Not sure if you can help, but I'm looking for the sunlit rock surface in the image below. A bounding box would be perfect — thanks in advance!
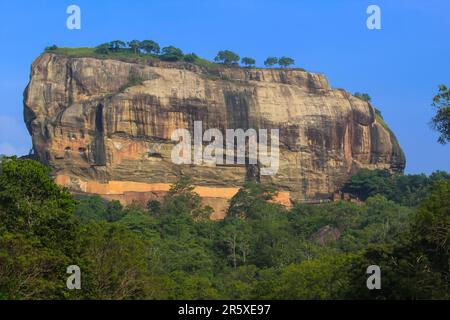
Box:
[24,53,405,218]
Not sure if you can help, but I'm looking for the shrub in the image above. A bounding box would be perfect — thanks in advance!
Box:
[183,53,199,63]
[354,92,372,102]
[45,45,58,51]
[160,46,184,61]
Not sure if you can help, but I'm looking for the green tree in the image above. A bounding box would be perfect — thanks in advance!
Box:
[140,40,160,54]
[341,196,412,251]
[127,40,142,55]
[75,195,107,224]
[273,254,355,299]
[342,169,450,206]
[431,84,450,144]
[160,46,184,61]
[227,182,301,268]
[214,50,240,66]
[228,182,278,219]
[0,158,78,299]
[105,200,124,222]
[44,45,58,51]
[95,43,110,54]
[0,232,70,299]
[290,201,362,240]
[147,199,161,214]
[241,57,256,68]
[167,271,219,299]
[345,183,450,299]
[412,181,450,288]
[264,57,278,67]
[390,174,436,206]
[162,175,212,220]
[354,92,372,102]
[109,40,126,52]
[75,196,124,223]
[344,243,445,299]
[249,204,292,268]
[278,56,295,68]
[77,222,150,299]
[0,158,78,252]
[218,265,259,299]
[342,169,394,201]
[118,207,161,242]
[183,53,199,63]
[219,217,251,268]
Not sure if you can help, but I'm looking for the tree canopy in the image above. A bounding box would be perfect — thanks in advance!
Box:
[241,57,256,67]
[431,84,450,144]
[109,40,127,52]
[140,40,160,54]
[342,168,450,206]
[160,46,184,61]
[1,157,448,299]
[214,50,240,66]
[278,57,295,67]
[354,92,372,102]
[264,57,278,67]
[127,40,142,55]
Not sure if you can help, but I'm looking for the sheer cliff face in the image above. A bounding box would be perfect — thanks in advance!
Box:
[24,53,405,216]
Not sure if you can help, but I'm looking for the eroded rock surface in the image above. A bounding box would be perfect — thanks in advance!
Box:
[24,53,405,218]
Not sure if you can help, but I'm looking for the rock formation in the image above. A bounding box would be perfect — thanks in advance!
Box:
[24,52,405,218]
[309,225,342,246]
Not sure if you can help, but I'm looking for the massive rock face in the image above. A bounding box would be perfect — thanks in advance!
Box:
[24,53,405,218]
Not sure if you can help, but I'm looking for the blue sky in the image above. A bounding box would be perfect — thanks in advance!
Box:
[0,0,449,174]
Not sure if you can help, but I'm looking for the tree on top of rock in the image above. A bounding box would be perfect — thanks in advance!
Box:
[354,92,372,103]
[278,57,295,68]
[128,40,142,55]
[214,50,240,66]
[264,57,278,67]
[141,40,160,55]
[109,40,126,52]
[159,46,184,61]
[241,57,256,68]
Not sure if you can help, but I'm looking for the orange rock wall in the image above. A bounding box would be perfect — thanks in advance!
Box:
[55,174,291,219]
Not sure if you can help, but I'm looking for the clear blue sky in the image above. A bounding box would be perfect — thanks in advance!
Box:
[0,0,449,174]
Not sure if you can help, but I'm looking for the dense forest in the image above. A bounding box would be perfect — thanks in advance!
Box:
[0,157,449,300]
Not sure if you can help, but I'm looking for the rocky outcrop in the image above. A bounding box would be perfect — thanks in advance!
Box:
[309,225,342,246]
[24,53,405,218]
